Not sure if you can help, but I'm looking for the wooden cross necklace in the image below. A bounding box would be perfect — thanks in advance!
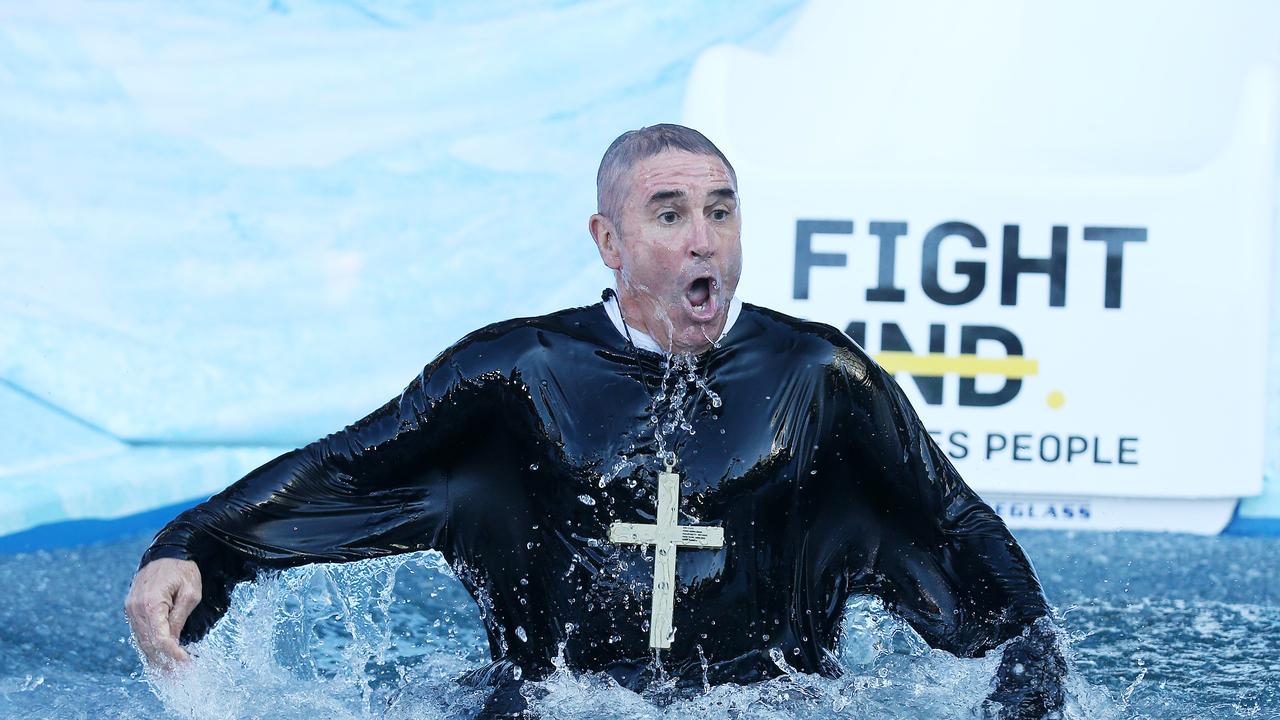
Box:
[608,453,724,649]
[604,292,727,649]
[605,311,726,649]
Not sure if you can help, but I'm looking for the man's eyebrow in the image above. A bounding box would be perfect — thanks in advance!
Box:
[647,189,686,205]
[709,188,737,201]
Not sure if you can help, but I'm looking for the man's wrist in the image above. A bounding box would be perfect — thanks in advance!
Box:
[138,544,194,570]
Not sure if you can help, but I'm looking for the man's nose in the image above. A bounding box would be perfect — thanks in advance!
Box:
[687,216,715,259]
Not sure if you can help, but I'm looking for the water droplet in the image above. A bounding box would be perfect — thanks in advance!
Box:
[578,494,596,506]
[515,626,528,642]
[529,463,539,471]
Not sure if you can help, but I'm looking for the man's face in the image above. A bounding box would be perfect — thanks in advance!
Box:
[592,150,743,353]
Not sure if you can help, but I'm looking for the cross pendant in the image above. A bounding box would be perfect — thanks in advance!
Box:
[608,458,724,649]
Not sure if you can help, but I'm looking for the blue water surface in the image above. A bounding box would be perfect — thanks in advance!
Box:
[0,529,1276,719]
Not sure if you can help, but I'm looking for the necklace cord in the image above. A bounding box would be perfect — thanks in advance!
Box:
[601,288,638,348]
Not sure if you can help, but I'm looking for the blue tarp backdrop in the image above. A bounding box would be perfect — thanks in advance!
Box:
[0,0,1276,544]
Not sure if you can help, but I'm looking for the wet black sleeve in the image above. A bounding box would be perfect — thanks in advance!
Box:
[139,363,455,642]
[832,350,1065,719]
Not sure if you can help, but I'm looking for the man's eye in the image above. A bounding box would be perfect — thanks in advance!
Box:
[710,209,730,221]
[658,211,679,224]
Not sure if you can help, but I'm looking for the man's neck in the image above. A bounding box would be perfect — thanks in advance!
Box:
[603,286,741,354]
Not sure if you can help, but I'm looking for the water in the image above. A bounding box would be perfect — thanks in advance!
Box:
[648,352,722,468]
[1,530,1277,719]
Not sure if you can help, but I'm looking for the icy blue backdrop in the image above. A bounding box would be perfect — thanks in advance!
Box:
[0,0,1276,540]
[0,1,804,538]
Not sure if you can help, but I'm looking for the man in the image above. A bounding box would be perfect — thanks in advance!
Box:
[126,124,1065,718]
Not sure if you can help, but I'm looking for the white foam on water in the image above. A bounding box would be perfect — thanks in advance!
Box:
[137,553,1132,720]
[4,529,1270,719]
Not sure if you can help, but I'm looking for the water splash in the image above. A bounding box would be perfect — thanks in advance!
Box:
[1,527,1267,719]
[599,455,640,488]
[137,555,1138,720]
[144,552,488,720]
[650,352,721,467]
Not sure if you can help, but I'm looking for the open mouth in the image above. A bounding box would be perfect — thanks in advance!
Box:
[684,276,718,319]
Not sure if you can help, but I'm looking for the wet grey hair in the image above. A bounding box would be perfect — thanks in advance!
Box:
[595,123,738,227]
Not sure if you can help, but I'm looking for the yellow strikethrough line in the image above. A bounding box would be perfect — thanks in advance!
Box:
[873,351,1039,379]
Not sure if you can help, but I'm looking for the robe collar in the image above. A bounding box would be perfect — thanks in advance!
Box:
[602,287,742,355]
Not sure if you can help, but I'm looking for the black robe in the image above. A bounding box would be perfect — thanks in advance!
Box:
[141,301,1064,717]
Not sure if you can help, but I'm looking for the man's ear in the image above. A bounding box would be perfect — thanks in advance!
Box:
[589,214,622,271]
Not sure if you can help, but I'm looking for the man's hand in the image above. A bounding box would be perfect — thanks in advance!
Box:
[124,558,202,668]
[985,620,1067,720]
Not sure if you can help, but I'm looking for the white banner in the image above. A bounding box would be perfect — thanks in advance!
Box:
[683,2,1275,511]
